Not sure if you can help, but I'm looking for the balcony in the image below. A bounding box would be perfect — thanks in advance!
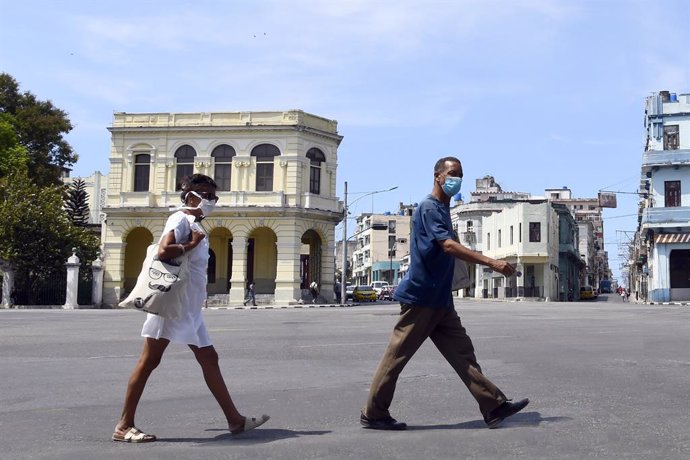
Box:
[461,231,476,244]
[641,207,690,228]
[641,149,690,172]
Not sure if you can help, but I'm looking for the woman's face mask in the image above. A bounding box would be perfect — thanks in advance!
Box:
[185,191,217,217]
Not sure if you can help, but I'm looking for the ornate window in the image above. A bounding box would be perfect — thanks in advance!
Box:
[211,144,236,191]
[175,145,196,190]
[306,148,325,194]
[133,154,150,192]
[251,144,280,191]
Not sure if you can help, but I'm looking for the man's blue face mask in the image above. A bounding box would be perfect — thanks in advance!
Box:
[442,177,462,197]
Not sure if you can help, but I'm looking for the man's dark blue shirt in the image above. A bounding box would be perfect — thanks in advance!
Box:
[393,194,455,309]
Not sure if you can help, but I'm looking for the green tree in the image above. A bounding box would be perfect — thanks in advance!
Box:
[0,113,29,177]
[0,170,99,304]
[0,73,77,187]
[64,178,90,226]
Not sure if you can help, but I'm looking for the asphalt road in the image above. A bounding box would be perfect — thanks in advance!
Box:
[1,294,689,459]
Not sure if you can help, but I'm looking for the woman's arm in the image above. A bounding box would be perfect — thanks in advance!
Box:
[158,229,205,260]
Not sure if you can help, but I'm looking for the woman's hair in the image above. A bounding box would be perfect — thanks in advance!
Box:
[179,174,217,202]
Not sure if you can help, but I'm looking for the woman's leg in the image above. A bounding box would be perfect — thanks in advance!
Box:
[189,344,245,431]
[115,338,170,434]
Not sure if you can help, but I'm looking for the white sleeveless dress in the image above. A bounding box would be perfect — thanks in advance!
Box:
[141,211,212,347]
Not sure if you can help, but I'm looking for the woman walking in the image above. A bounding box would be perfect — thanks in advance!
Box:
[112,174,269,443]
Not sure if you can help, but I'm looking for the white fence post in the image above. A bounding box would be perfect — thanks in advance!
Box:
[1,260,14,308]
[91,253,104,308]
[64,249,80,309]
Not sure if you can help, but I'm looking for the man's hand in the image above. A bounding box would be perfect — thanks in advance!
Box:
[491,260,516,277]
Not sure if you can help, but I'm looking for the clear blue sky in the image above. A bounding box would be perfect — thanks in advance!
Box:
[2,0,688,282]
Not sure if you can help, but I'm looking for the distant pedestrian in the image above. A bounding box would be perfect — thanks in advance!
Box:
[309,281,319,303]
[243,281,256,306]
[334,280,342,304]
[360,157,528,431]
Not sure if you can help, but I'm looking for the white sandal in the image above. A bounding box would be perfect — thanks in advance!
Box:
[231,414,270,434]
[111,427,157,443]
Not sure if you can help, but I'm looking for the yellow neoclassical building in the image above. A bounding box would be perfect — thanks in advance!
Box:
[101,110,343,307]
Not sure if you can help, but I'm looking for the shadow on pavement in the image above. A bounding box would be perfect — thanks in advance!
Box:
[407,412,571,430]
[158,428,331,445]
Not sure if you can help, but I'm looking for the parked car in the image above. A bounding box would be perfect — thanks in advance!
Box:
[579,285,596,300]
[378,287,393,301]
[353,285,377,302]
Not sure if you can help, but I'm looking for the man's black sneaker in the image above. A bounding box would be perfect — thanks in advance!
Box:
[484,398,529,429]
[360,413,407,430]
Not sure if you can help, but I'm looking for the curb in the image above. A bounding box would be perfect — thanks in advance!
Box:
[206,303,361,310]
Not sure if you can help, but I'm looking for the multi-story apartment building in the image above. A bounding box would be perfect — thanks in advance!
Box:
[452,176,589,300]
[545,188,611,290]
[633,91,690,302]
[351,208,411,286]
[101,110,343,306]
[451,176,531,298]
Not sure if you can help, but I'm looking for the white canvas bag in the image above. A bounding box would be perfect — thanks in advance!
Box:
[119,218,191,318]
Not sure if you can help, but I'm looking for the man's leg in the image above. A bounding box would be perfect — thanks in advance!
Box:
[429,308,507,416]
[363,305,441,419]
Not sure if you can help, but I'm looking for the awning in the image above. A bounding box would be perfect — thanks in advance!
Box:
[654,233,690,244]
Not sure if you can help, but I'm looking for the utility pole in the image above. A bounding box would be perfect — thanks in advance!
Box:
[340,181,348,304]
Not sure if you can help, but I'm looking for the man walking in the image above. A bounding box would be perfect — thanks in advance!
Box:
[360,156,529,431]
[243,281,256,307]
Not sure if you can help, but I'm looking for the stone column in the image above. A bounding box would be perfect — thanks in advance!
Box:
[321,232,336,303]
[229,235,248,304]
[91,253,105,308]
[275,233,302,304]
[64,249,80,309]
[102,242,125,308]
[516,259,525,297]
[1,260,14,308]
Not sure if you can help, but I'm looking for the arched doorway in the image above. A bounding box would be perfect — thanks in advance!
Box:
[300,229,322,289]
[247,227,277,294]
[208,227,233,295]
[123,227,153,294]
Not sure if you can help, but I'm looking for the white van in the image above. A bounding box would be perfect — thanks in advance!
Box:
[371,281,390,296]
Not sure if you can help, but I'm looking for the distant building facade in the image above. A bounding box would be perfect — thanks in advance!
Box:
[633,91,690,302]
[101,110,343,306]
[63,171,108,225]
[451,176,596,301]
[351,206,412,286]
[546,187,610,291]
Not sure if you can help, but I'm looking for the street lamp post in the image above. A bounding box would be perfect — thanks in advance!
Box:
[389,241,395,285]
[340,183,398,304]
